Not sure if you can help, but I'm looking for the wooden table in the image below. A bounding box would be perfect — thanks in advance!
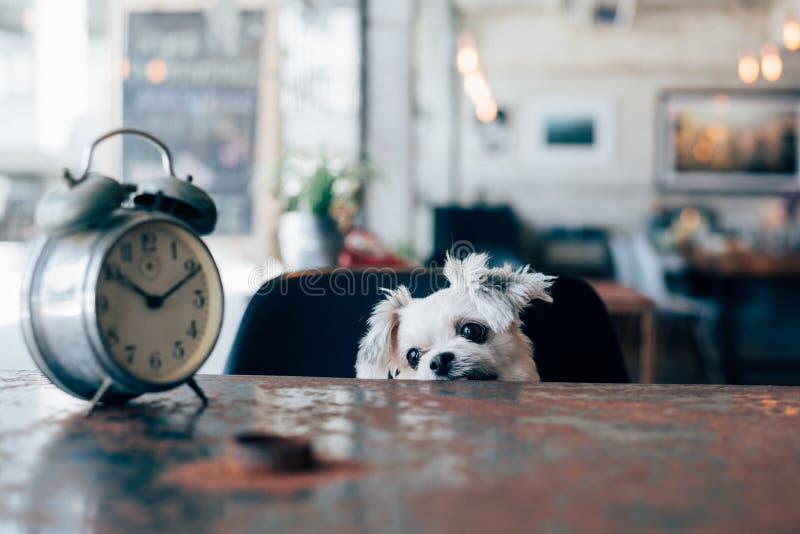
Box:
[688,248,800,278]
[2,372,799,532]
[590,280,656,383]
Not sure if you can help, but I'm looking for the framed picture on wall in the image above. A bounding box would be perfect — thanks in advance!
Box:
[519,97,616,165]
[657,90,800,193]
[123,9,266,235]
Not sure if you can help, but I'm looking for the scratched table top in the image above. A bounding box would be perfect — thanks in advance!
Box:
[1,371,799,533]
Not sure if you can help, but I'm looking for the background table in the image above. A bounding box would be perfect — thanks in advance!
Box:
[590,280,655,383]
[684,251,800,385]
[1,371,799,533]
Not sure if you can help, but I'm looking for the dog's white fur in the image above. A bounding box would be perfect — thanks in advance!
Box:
[356,253,555,381]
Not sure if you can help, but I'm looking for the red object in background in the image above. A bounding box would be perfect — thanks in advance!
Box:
[337,228,408,267]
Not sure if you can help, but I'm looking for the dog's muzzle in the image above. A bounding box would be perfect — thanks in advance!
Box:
[429,352,455,377]
[429,352,499,381]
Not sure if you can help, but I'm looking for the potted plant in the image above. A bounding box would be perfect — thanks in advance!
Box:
[275,156,375,269]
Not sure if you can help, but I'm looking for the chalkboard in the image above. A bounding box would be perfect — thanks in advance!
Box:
[123,10,265,234]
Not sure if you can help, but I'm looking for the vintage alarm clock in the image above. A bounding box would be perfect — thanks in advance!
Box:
[20,128,224,409]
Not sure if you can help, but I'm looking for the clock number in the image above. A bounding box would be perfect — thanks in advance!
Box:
[141,232,157,253]
[149,352,162,370]
[173,340,186,359]
[171,241,178,260]
[106,327,119,346]
[97,295,109,314]
[103,262,122,281]
[124,344,136,364]
[120,242,133,262]
[187,320,198,339]
[184,259,197,272]
[193,289,206,309]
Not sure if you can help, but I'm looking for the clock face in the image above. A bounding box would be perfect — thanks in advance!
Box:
[94,220,223,385]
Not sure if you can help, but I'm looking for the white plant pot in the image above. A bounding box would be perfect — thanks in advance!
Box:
[278,212,342,269]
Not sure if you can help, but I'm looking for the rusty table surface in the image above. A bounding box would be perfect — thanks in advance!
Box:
[1,371,799,533]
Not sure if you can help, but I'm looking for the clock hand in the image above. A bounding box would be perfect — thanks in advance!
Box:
[114,271,162,308]
[158,265,203,302]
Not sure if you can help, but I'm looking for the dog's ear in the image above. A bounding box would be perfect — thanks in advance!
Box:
[356,285,412,378]
[444,252,555,332]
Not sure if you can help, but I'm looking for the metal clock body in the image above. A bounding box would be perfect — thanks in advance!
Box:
[21,128,223,408]
[21,210,224,403]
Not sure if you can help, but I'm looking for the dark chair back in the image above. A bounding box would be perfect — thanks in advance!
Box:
[226,269,629,383]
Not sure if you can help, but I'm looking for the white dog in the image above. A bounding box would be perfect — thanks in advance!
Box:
[356,253,555,381]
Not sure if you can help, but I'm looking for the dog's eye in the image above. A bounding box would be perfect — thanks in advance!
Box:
[406,348,420,369]
[459,322,488,343]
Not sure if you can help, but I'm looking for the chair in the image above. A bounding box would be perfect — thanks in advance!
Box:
[226,269,629,383]
[609,232,722,383]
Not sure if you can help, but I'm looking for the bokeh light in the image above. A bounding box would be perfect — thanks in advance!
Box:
[738,54,760,84]
[457,46,479,75]
[475,99,498,123]
[463,72,491,102]
[761,45,783,82]
[783,18,800,51]
[145,58,168,84]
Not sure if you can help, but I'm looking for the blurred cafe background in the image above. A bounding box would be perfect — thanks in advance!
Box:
[3,0,800,385]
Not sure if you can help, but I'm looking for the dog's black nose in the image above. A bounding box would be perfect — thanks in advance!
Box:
[430,352,454,376]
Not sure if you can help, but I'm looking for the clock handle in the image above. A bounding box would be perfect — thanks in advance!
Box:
[70,128,178,185]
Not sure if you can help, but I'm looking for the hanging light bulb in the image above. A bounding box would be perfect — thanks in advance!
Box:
[784,18,800,51]
[738,53,760,84]
[456,31,480,76]
[761,44,783,82]
[457,46,480,75]
[456,31,480,75]
[463,72,491,103]
[476,99,498,123]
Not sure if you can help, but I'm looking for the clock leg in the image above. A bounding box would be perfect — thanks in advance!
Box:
[186,377,209,406]
[86,376,114,417]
